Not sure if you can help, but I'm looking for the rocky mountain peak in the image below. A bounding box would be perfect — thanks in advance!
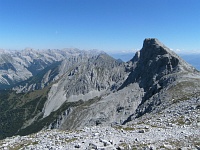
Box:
[141,38,176,60]
[120,38,197,100]
[120,38,200,119]
[143,38,164,48]
[131,38,196,73]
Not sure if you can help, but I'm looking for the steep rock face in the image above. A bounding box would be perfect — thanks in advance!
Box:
[121,38,200,119]
[43,54,126,117]
[121,38,195,91]
[122,38,197,101]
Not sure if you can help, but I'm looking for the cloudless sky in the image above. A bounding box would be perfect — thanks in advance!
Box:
[0,0,200,53]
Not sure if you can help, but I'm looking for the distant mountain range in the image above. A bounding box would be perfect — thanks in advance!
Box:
[0,48,103,90]
[0,38,200,150]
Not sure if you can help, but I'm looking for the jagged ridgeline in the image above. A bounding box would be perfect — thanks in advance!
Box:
[0,38,200,140]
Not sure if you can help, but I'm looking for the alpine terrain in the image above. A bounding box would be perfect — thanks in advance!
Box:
[0,38,200,150]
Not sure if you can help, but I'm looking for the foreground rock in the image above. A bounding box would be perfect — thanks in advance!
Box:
[1,91,200,149]
[0,125,199,150]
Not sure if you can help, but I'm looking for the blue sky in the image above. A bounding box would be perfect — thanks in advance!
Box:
[0,0,200,53]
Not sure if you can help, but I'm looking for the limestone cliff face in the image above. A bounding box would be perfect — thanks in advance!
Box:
[43,53,127,117]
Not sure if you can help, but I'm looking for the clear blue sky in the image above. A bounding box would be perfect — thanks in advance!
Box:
[0,0,200,53]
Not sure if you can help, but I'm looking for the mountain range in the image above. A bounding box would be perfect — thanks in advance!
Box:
[0,38,200,149]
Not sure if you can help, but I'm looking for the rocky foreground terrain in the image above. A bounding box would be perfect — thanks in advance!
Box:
[1,96,200,150]
[0,38,200,149]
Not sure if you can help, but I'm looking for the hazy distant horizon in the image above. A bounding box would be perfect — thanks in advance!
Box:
[1,46,200,56]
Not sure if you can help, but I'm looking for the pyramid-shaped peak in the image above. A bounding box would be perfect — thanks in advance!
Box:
[138,38,196,73]
[144,38,159,43]
[143,38,165,48]
[140,38,171,57]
